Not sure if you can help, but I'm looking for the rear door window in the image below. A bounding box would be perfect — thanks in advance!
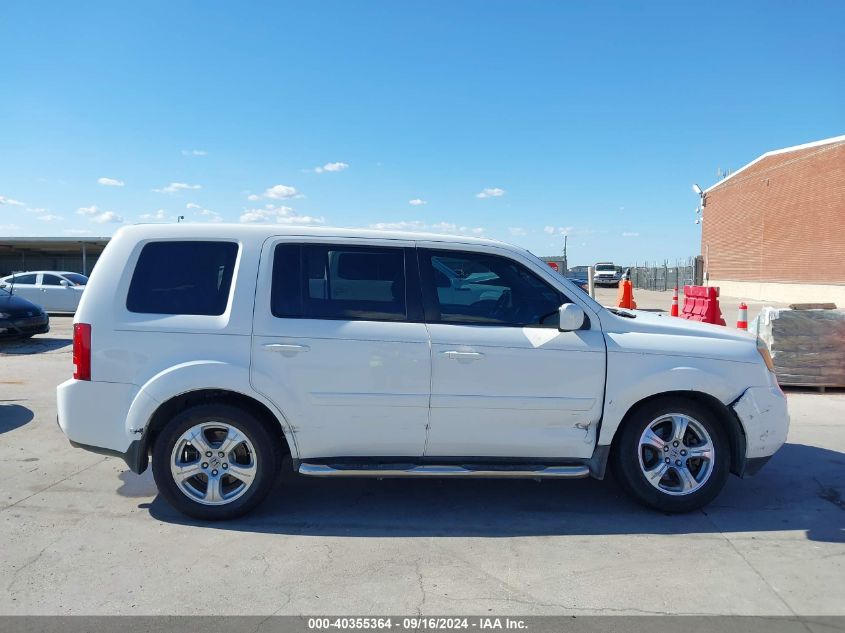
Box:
[127,241,238,315]
[271,244,408,321]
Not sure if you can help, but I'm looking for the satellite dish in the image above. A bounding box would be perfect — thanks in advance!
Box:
[692,184,703,195]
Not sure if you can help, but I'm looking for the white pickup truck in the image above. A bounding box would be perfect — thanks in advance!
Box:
[594,262,622,287]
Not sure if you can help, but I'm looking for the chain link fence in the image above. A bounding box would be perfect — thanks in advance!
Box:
[627,257,703,291]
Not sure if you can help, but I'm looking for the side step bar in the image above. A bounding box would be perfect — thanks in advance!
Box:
[298,463,590,479]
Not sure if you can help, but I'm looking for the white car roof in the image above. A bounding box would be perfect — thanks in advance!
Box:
[3,271,83,277]
[122,223,513,249]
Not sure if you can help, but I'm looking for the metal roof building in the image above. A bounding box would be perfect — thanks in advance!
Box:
[0,237,110,277]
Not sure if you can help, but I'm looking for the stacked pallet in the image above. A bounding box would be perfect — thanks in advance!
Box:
[752,307,845,387]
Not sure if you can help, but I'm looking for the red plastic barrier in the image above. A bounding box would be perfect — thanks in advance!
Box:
[680,286,726,326]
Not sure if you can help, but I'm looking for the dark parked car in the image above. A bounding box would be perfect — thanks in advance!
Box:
[0,284,49,339]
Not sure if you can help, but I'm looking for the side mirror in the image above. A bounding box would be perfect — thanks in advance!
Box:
[558,303,585,332]
[60,279,71,287]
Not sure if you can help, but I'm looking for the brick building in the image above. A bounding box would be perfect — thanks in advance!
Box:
[700,134,845,303]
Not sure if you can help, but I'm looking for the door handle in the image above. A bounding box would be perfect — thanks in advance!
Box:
[442,350,484,361]
[263,343,311,355]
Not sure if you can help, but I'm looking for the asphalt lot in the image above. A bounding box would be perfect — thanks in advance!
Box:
[1,315,843,616]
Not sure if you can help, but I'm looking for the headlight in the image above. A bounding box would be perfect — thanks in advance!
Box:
[756,337,776,373]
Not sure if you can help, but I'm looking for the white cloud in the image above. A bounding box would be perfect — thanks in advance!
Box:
[0,195,25,206]
[154,182,202,194]
[263,184,300,200]
[182,149,207,156]
[622,231,640,237]
[314,162,349,174]
[199,208,223,223]
[369,220,484,235]
[239,204,324,226]
[475,187,505,199]
[37,214,63,222]
[94,211,123,224]
[97,177,124,187]
[26,207,48,214]
[186,202,201,209]
[246,194,261,201]
[140,209,169,221]
[508,227,528,237]
[544,225,574,236]
[77,205,124,224]
[408,198,427,206]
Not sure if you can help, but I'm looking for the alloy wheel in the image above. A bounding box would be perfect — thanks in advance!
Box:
[169,422,258,506]
[637,413,714,496]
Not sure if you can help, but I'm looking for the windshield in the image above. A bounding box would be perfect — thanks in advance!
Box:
[595,264,616,272]
[62,273,88,285]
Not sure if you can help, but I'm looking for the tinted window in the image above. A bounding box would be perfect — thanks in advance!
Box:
[63,273,88,285]
[271,244,407,321]
[127,241,238,315]
[11,274,37,285]
[421,250,563,327]
[42,274,63,286]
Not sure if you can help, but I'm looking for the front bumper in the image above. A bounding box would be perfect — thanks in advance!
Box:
[732,385,790,472]
[0,314,49,338]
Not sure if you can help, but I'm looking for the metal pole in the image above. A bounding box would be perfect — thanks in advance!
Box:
[81,243,88,275]
[588,266,595,299]
[562,235,568,274]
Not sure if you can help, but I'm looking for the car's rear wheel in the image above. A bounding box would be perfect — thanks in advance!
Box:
[151,403,281,520]
[612,397,730,513]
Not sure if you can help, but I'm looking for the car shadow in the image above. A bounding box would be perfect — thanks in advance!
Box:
[141,443,844,543]
[0,337,71,355]
[0,403,35,434]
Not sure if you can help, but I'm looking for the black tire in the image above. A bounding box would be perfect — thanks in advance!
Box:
[611,397,730,513]
[151,402,282,520]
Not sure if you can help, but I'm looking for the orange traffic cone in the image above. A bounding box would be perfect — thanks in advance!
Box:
[670,286,679,317]
[737,302,748,330]
[616,280,637,309]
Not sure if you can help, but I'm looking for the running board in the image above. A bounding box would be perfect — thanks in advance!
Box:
[298,463,590,479]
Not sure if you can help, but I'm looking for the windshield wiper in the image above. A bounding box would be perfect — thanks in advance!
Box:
[607,307,637,318]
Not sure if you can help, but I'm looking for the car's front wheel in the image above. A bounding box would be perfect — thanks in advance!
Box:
[151,403,281,520]
[612,397,730,513]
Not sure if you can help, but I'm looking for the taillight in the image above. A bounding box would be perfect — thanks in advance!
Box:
[73,323,91,380]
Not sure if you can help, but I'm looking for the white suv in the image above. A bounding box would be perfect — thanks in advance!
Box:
[57,224,788,520]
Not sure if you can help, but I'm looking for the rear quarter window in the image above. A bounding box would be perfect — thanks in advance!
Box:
[126,241,239,315]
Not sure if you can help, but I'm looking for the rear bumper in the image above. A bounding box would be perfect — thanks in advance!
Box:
[57,378,139,461]
[731,385,789,475]
[68,438,145,472]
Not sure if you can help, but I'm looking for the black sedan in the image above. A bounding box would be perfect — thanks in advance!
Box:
[0,286,49,339]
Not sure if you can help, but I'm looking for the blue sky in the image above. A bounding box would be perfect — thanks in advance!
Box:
[1,1,842,265]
